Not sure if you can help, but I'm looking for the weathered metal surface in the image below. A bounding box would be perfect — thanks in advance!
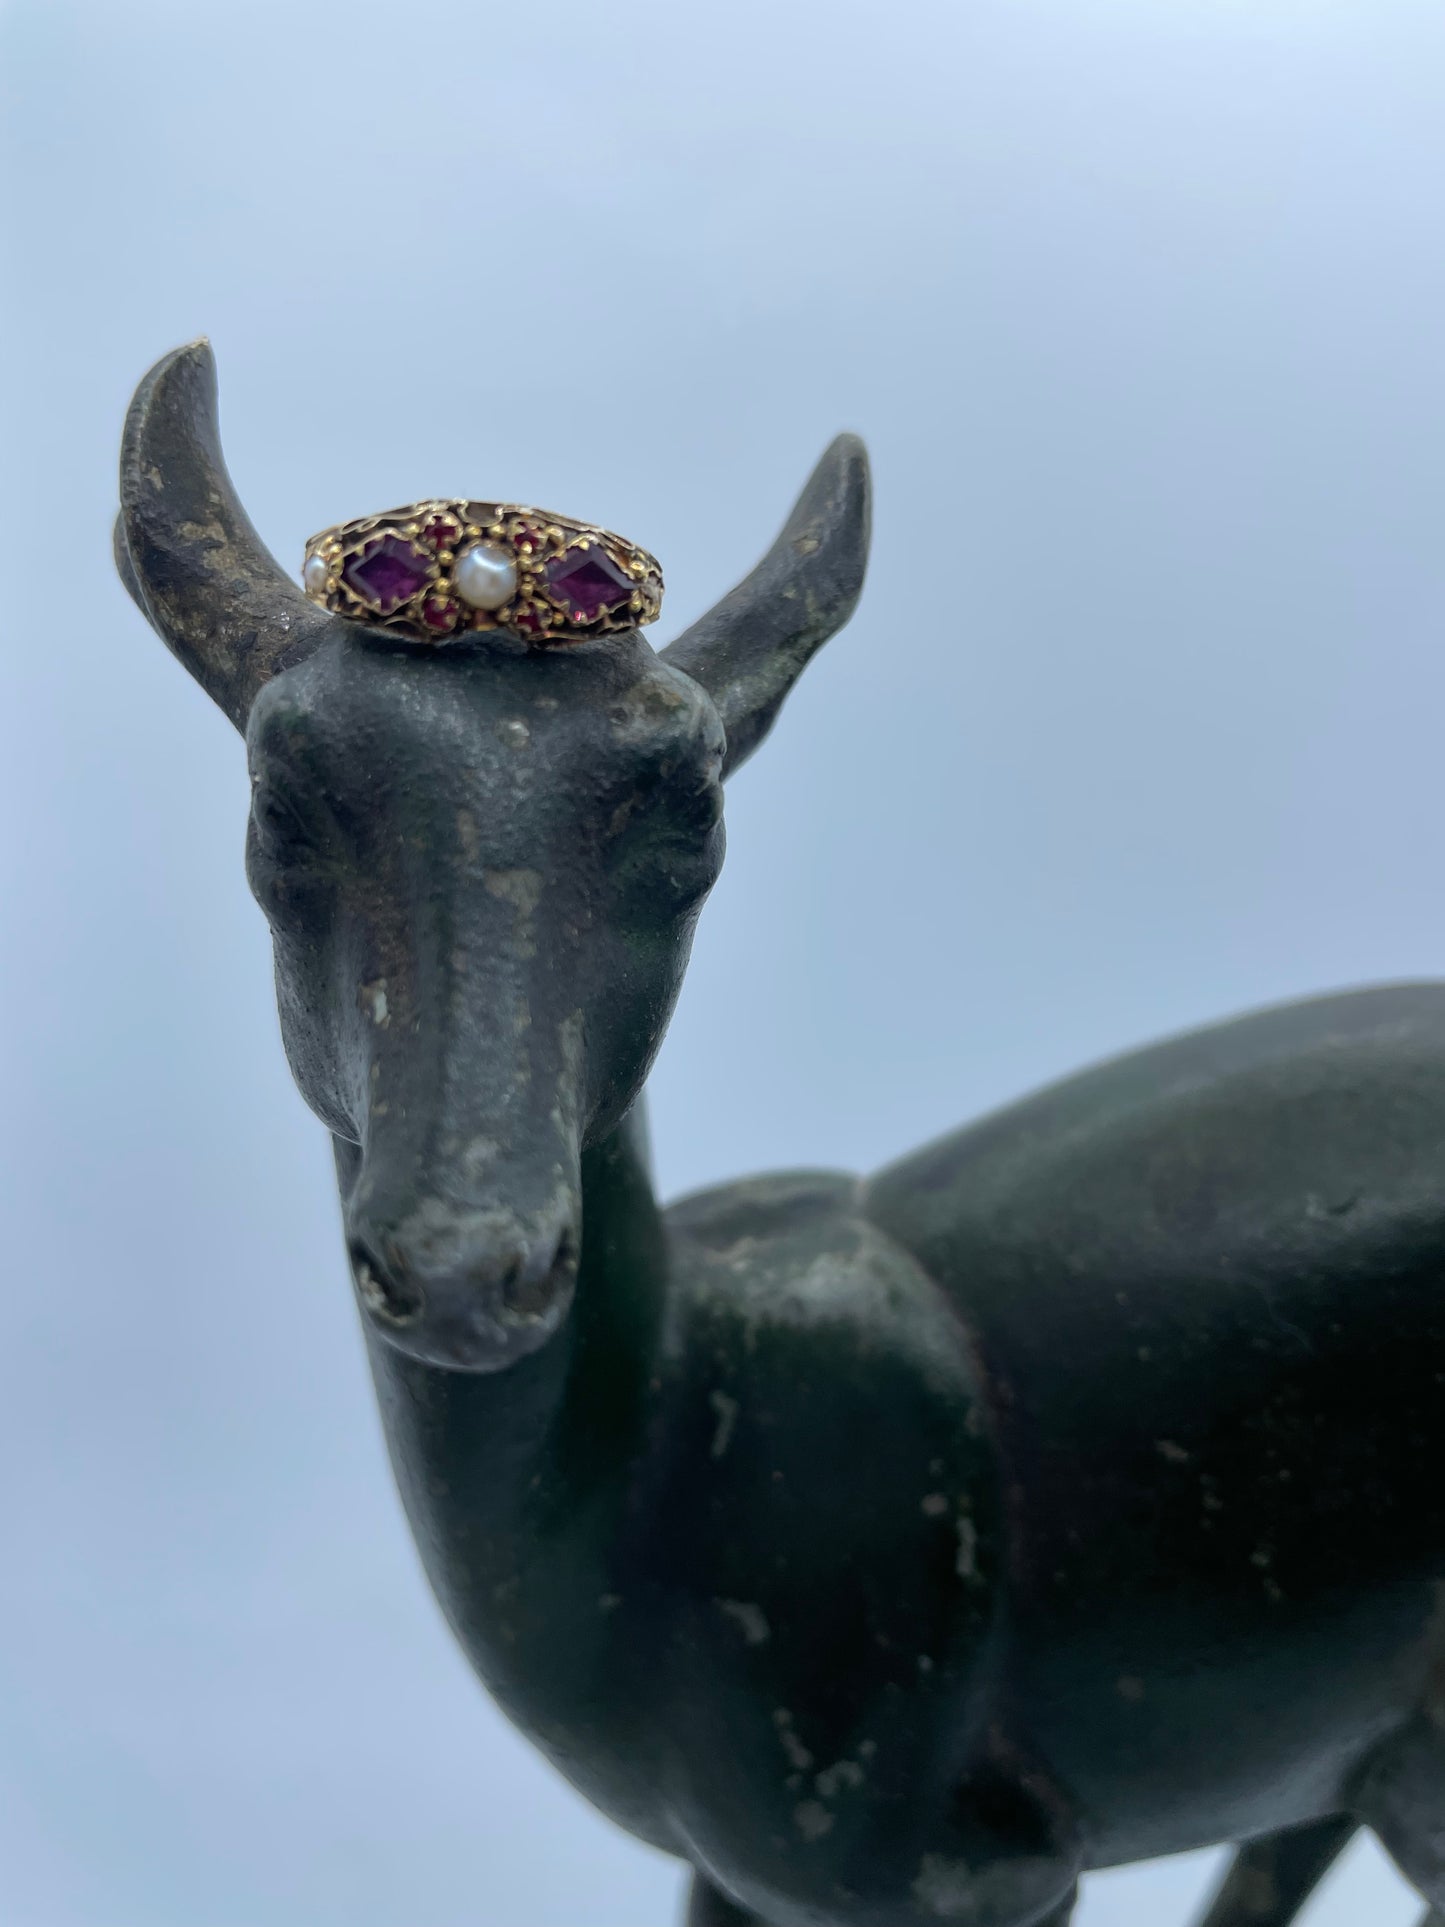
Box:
[116,341,1445,1927]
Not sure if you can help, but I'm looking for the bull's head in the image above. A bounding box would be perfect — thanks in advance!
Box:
[116,343,869,1372]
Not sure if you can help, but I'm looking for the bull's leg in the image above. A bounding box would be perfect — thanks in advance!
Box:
[1189,1815,1357,1926]
[1031,1900,1076,1925]
[1351,1711,1445,1908]
[685,1875,769,1925]
[683,1871,1078,1924]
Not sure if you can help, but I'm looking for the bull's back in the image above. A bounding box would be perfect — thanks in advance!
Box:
[865,982,1445,1863]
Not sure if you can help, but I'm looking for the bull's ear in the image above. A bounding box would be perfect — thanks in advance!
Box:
[661,434,871,778]
[116,340,332,731]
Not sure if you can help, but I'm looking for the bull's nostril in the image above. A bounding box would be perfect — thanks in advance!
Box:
[499,1249,545,1320]
[499,1227,578,1321]
[497,1251,523,1297]
[349,1237,423,1325]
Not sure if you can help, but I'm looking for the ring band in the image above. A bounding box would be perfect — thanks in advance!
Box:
[302,501,663,645]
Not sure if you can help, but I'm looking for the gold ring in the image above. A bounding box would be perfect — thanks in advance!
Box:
[302,501,663,645]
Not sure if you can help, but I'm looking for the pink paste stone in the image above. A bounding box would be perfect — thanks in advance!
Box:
[342,535,433,613]
[543,544,635,623]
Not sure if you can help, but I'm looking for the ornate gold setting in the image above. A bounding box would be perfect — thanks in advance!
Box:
[302,500,664,646]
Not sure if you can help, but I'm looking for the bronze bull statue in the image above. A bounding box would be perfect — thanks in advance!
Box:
[116,340,1445,1927]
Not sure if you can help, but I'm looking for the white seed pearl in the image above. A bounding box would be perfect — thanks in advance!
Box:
[453,541,518,611]
[303,552,330,594]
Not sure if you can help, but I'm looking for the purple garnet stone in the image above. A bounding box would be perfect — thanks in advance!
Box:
[543,543,635,623]
[342,535,433,614]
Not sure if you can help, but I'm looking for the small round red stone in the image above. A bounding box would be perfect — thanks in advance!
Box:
[421,594,461,633]
[419,513,461,553]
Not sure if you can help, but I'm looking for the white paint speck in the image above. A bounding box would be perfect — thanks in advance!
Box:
[794,1801,834,1842]
[772,1708,814,1771]
[715,1599,770,1646]
[816,1759,865,1798]
[955,1516,979,1579]
[709,1389,739,1459]
[912,1854,976,1917]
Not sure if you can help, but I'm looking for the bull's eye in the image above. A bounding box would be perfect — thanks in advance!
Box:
[606,773,725,924]
[609,822,723,923]
[244,773,336,924]
[649,833,718,910]
[249,781,319,865]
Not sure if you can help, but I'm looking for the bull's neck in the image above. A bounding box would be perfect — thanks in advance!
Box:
[338,1098,670,1653]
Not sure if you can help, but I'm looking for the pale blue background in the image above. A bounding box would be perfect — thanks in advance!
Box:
[2,1,1443,1921]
